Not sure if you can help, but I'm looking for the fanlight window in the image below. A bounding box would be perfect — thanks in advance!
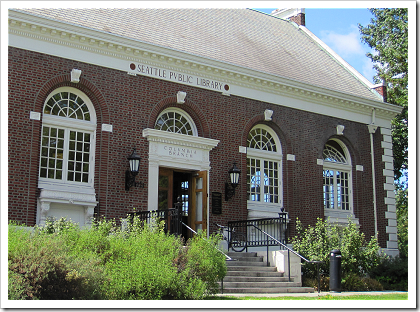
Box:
[154,110,195,136]
[247,128,277,152]
[44,91,91,121]
[323,141,347,164]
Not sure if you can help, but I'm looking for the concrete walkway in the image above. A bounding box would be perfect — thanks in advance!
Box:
[215,291,407,298]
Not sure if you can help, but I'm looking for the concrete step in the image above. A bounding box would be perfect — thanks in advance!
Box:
[223,276,293,283]
[226,265,278,271]
[226,252,258,258]
[225,271,285,277]
[226,261,267,267]
[221,251,314,294]
[221,287,315,294]
[228,256,264,262]
[222,281,302,288]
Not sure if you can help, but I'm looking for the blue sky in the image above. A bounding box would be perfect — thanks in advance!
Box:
[254,8,377,83]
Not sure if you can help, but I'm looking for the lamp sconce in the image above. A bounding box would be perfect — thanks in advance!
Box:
[125,148,145,191]
[177,91,187,104]
[225,162,241,201]
[71,68,82,83]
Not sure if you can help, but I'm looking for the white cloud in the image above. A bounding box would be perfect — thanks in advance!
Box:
[319,25,365,58]
[362,58,376,83]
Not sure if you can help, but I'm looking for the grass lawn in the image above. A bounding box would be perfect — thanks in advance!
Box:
[206,293,408,300]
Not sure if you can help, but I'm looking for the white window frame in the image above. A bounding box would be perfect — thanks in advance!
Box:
[323,139,354,221]
[154,107,198,136]
[246,125,283,216]
[38,87,97,194]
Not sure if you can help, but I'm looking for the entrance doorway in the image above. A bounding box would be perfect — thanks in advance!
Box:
[158,168,207,239]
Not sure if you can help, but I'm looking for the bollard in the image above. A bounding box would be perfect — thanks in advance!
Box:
[329,249,341,292]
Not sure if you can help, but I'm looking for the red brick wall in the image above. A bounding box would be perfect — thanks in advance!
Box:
[8,47,389,247]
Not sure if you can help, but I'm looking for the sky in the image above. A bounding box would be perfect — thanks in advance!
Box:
[254,8,377,83]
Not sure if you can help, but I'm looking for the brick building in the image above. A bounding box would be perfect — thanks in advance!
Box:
[8,8,401,256]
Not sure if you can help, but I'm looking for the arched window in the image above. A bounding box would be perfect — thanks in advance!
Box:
[154,108,197,136]
[323,139,352,212]
[38,87,96,189]
[246,125,282,210]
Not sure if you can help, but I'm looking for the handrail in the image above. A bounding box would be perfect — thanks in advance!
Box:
[251,224,323,293]
[180,222,234,295]
[180,222,234,261]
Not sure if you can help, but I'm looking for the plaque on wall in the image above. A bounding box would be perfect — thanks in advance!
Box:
[212,192,222,214]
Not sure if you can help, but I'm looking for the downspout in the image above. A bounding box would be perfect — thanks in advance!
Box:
[368,109,379,238]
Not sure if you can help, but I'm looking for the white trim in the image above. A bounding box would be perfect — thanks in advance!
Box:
[323,139,353,214]
[246,125,283,214]
[44,87,97,124]
[380,127,399,256]
[101,124,113,132]
[8,12,402,128]
[142,128,219,211]
[324,210,359,226]
[30,111,41,120]
[37,189,97,226]
[286,154,295,161]
[38,87,97,191]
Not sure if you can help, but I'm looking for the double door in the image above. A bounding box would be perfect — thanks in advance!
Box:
[158,168,207,238]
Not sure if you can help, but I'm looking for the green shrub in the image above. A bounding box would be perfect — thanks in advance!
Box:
[8,217,227,300]
[368,256,408,291]
[341,273,383,291]
[303,273,383,292]
[291,217,381,279]
[100,218,226,300]
[8,267,33,300]
[302,275,330,292]
[183,231,227,296]
[395,187,408,258]
[8,221,106,300]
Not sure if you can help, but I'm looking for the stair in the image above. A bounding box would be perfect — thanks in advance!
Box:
[220,252,314,294]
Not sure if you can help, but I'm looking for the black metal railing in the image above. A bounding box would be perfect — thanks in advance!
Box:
[227,212,287,252]
[127,203,183,236]
[251,224,323,293]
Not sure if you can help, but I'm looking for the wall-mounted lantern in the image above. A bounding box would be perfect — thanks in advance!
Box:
[125,148,145,191]
[225,162,241,201]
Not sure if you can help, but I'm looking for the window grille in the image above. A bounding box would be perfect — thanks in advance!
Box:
[323,140,351,211]
[39,88,95,186]
[155,111,194,135]
[247,126,281,205]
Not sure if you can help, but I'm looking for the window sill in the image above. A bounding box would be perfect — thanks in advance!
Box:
[247,202,285,219]
[38,180,95,195]
[324,209,359,226]
[39,188,97,206]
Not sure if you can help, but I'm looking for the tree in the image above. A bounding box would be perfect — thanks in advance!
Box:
[358,8,408,182]
[395,186,408,257]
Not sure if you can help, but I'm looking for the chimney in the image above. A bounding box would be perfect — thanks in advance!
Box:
[271,8,306,26]
[372,81,387,102]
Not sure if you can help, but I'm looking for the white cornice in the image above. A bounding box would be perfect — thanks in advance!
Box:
[8,11,402,125]
[142,129,219,151]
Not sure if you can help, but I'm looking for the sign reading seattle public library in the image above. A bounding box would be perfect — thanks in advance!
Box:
[129,63,230,92]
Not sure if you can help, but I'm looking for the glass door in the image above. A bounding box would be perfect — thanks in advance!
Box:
[191,171,207,233]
